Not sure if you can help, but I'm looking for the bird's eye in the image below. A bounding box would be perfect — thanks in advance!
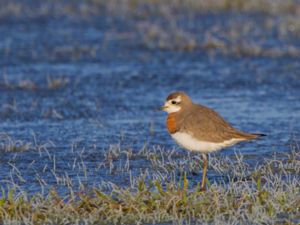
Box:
[171,100,177,105]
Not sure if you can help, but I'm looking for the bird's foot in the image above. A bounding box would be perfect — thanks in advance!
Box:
[199,186,206,192]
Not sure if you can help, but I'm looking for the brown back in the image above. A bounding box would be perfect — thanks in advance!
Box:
[169,103,258,143]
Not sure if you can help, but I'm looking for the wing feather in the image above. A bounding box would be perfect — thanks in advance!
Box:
[179,105,256,142]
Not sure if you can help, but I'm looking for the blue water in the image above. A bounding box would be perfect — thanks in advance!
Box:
[0,1,299,195]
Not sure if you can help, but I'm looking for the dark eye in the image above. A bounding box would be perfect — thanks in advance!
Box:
[171,100,177,105]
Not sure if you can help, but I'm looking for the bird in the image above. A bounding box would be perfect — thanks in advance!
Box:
[160,91,265,191]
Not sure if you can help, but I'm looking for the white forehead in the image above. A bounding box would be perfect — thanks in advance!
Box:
[167,95,182,102]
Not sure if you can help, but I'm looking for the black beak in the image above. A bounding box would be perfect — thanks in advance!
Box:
[155,106,166,112]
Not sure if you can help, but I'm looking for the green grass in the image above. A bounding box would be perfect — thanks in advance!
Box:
[0,141,299,224]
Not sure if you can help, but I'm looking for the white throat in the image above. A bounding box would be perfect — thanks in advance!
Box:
[163,96,182,113]
[165,105,181,113]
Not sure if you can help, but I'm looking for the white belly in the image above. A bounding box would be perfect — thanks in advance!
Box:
[171,132,243,153]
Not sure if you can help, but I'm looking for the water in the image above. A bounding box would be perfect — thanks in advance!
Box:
[0,1,299,195]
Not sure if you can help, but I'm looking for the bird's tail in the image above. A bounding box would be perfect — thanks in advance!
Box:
[237,132,266,140]
[252,133,266,138]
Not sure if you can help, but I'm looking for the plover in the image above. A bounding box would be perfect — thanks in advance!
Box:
[161,91,265,191]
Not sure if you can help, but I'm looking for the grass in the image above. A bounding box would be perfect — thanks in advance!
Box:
[0,75,69,91]
[2,0,300,17]
[1,1,300,57]
[1,175,298,224]
[0,133,55,153]
[0,133,31,152]
[0,139,299,224]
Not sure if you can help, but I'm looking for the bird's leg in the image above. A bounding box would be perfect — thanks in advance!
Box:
[200,153,208,192]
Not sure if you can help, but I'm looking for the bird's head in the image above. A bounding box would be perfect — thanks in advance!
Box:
[160,91,192,114]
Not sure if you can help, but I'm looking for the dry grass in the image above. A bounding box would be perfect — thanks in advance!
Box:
[2,0,300,18]
[0,133,31,152]
[92,0,300,15]
[0,75,69,91]
[1,1,300,56]
[0,133,55,153]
